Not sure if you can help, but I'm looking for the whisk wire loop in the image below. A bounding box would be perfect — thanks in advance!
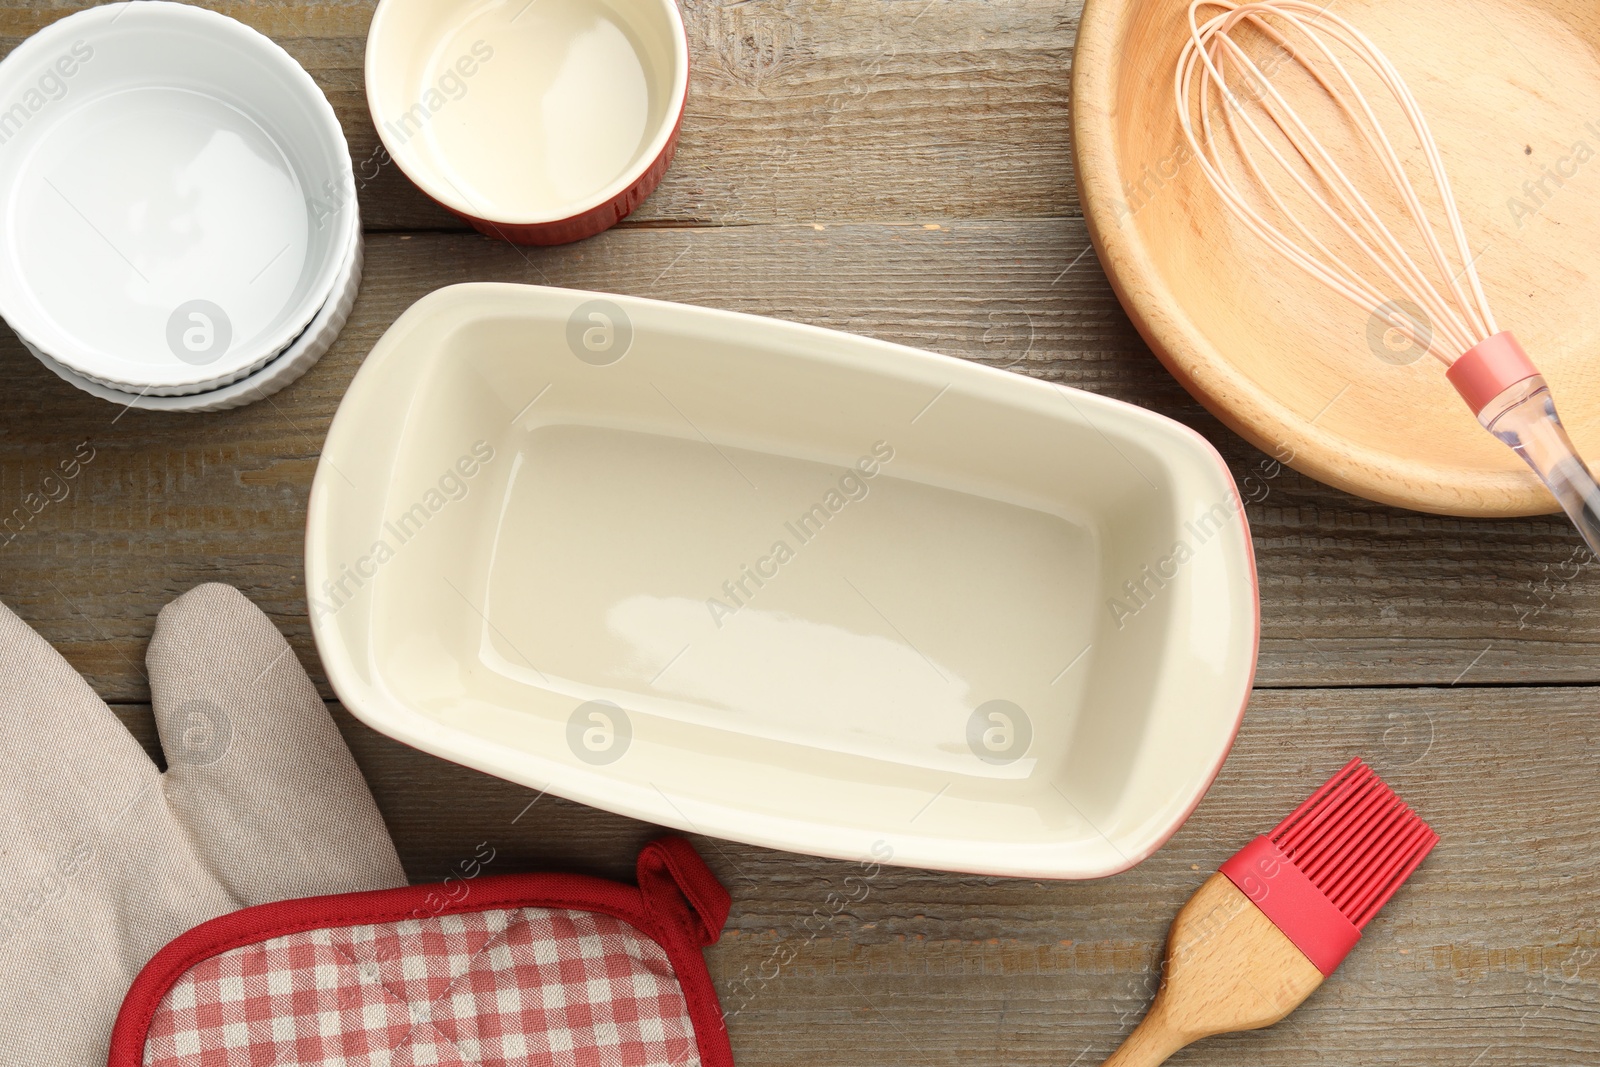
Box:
[1175,0,1499,363]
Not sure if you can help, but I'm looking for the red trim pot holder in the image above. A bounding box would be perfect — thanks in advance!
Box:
[108,837,734,1067]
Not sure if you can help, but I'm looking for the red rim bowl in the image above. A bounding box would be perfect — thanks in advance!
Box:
[366,0,689,245]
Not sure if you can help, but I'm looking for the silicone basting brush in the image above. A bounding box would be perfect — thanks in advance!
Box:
[1103,758,1439,1065]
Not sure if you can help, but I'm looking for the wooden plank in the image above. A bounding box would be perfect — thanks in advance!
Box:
[104,685,1600,1064]
[3,223,1597,698]
[0,0,1587,1058]
[0,0,1080,230]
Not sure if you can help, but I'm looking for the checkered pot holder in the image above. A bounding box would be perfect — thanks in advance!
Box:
[108,837,733,1067]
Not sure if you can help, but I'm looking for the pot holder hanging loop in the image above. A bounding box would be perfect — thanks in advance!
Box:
[637,835,731,949]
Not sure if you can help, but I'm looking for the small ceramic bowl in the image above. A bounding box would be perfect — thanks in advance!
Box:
[0,1,357,395]
[366,0,689,245]
[309,283,1260,879]
[24,237,362,413]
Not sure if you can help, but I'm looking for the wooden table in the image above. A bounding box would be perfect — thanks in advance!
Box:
[2,1,1596,1062]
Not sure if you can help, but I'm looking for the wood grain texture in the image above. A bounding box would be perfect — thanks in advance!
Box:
[2,226,1597,698]
[1,0,1081,230]
[0,0,1595,1060]
[1102,876,1326,1065]
[1073,0,1600,517]
[102,686,1600,1064]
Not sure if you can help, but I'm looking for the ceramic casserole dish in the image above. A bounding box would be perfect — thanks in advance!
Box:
[307,284,1259,878]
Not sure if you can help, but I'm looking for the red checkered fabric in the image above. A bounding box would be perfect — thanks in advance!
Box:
[141,906,701,1067]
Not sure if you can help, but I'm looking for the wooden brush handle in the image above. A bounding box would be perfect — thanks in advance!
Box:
[1101,874,1326,1067]
[1099,1010,1189,1067]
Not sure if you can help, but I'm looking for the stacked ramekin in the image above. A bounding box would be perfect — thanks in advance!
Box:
[0,2,360,411]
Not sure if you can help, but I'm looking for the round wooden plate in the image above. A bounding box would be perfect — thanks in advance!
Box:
[1072,0,1600,517]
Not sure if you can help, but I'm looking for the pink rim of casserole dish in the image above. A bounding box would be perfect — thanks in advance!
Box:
[365,0,689,246]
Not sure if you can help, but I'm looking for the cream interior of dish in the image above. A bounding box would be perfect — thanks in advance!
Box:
[480,424,1096,777]
[330,304,1253,849]
[381,0,672,218]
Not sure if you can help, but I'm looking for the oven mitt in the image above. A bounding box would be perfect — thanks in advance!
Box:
[108,836,735,1067]
[0,582,406,1067]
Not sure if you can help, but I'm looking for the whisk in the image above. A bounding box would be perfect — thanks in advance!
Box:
[1175,0,1600,553]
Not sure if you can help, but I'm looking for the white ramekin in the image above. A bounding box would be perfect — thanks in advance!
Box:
[24,235,362,413]
[0,2,357,393]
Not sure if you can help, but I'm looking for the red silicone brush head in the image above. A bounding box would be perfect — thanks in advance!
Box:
[1271,757,1440,929]
[1220,757,1438,976]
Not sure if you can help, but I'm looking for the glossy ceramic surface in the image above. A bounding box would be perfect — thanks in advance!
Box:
[308,284,1259,878]
[365,0,688,243]
[0,2,356,393]
[25,236,362,413]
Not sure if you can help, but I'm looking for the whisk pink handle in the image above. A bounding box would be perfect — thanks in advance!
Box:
[1446,333,1540,415]
[1456,334,1600,556]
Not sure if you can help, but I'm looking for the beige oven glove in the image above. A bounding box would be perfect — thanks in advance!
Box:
[0,583,406,1066]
